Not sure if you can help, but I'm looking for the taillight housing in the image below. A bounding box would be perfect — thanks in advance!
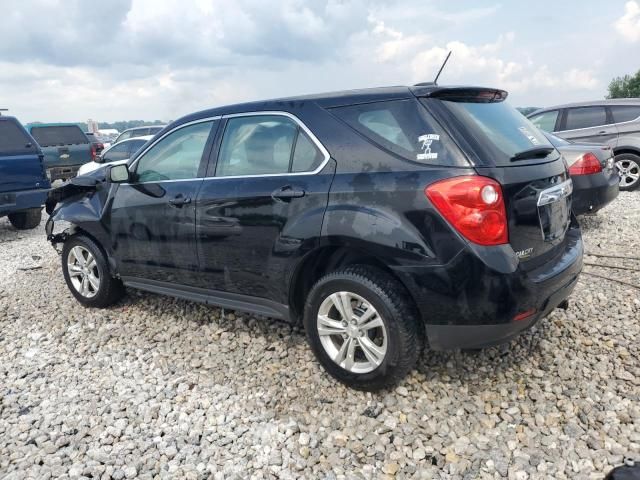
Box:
[568,153,602,176]
[425,175,508,246]
[90,144,97,161]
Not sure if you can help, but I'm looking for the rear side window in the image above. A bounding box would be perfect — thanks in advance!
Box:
[0,119,36,154]
[529,110,559,132]
[611,105,640,123]
[30,125,88,147]
[216,115,325,177]
[332,99,467,167]
[564,107,607,130]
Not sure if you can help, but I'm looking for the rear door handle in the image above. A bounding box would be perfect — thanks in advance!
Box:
[271,185,305,200]
[169,194,192,207]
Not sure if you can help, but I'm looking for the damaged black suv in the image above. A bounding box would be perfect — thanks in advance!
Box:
[46,85,583,390]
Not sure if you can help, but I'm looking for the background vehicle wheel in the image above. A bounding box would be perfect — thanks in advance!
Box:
[62,234,125,308]
[303,265,423,391]
[7,208,42,230]
[615,153,640,191]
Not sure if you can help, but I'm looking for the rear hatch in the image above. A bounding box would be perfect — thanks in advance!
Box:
[29,125,91,169]
[0,117,48,193]
[418,88,573,265]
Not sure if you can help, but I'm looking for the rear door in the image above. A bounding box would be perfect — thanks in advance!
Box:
[557,106,618,145]
[423,93,574,265]
[195,113,333,303]
[610,104,640,138]
[30,125,92,168]
[0,117,46,193]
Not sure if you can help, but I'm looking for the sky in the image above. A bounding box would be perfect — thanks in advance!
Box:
[1,0,639,124]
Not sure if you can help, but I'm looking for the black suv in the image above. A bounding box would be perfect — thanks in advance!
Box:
[46,85,583,390]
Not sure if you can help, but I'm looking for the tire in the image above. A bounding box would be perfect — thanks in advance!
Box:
[61,234,125,308]
[303,265,423,391]
[615,153,640,191]
[8,208,42,230]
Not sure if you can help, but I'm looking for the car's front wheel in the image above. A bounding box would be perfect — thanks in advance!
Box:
[62,234,125,308]
[8,208,42,230]
[303,266,422,391]
[615,153,640,191]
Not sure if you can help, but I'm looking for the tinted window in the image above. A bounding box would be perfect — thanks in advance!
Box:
[0,119,36,154]
[148,127,163,135]
[333,99,467,166]
[127,139,147,156]
[529,110,559,132]
[30,125,88,147]
[564,107,607,130]
[292,131,324,172]
[116,131,131,143]
[432,98,553,166]
[216,116,298,176]
[102,142,130,162]
[135,121,213,182]
[611,105,640,123]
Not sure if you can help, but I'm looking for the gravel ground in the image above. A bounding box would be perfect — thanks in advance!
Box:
[1,192,639,480]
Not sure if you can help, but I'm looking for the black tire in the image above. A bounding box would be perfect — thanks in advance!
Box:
[615,153,640,191]
[8,208,42,230]
[303,265,423,391]
[61,234,125,308]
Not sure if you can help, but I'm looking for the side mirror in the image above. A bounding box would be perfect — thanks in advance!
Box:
[109,164,130,183]
[95,154,103,163]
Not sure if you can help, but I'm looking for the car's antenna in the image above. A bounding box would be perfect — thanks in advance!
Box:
[433,51,452,85]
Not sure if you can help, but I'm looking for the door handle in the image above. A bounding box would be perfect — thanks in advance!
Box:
[271,185,305,200]
[169,194,192,207]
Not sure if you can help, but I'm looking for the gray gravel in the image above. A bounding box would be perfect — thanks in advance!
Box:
[1,192,639,479]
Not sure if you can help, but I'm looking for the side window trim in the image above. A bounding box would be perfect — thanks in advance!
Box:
[206,111,330,179]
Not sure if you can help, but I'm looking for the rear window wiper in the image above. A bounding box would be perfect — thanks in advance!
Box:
[510,146,554,162]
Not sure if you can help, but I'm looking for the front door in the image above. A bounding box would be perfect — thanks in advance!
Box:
[195,113,333,304]
[110,120,217,284]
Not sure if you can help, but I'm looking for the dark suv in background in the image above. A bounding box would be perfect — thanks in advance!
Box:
[528,100,640,190]
[46,85,582,390]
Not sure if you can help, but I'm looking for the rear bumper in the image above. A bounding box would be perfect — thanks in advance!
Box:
[47,165,81,182]
[0,188,49,216]
[571,170,619,215]
[391,225,583,350]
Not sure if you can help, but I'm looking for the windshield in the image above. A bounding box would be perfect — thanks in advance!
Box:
[425,98,556,166]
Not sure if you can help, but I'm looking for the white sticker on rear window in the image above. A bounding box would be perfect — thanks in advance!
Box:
[518,126,540,146]
[417,134,440,160]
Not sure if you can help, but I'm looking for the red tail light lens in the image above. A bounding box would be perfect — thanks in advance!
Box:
[90,145,97,161]
[568,153,602,176]
[425,175,508,246]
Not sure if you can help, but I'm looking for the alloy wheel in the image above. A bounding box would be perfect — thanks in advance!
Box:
[616,158,640,189]
[317,291,388,374]
[67,246,100,298]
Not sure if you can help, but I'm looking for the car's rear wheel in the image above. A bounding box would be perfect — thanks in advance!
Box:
[62,235,125,308]
[615,153,640,191]
[7,208,42,230]
[303,265,422,391]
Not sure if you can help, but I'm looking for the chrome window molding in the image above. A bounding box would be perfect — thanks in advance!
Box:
[125,111,331,184]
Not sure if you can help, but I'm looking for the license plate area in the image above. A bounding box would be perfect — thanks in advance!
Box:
[537,179,572,242]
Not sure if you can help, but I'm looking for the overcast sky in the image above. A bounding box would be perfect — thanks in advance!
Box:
[1,0,639,124]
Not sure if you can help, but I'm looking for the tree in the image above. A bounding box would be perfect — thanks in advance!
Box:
[607,69,640,98]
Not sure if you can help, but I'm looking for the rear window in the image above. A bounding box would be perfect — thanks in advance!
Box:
[0,119,37,154]
[611,105,640,123]
[331,99,468,167]
[30,125,88,147]
[428,98,555,166]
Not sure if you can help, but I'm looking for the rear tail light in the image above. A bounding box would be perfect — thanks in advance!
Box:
[90,144,97,161]
[425,175,508,246]
[568,153,602,175]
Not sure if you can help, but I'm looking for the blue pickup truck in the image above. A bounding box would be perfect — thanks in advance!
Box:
[25,123,93,181]
[0,114,50,229]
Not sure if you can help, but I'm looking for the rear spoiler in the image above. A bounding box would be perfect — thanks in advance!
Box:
[410,85,508,103]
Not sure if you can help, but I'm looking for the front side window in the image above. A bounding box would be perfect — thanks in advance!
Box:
[611,105,640,123]
[135,121,213,182]
[564,107,607,130]
[116,131,131,143]
[127,139,147,156]
[216,115,324,176]
[529,110,559,132]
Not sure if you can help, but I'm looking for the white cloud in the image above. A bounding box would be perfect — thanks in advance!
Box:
[615,1,640,42]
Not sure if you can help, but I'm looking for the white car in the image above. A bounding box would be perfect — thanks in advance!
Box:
[78,136,153,176]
